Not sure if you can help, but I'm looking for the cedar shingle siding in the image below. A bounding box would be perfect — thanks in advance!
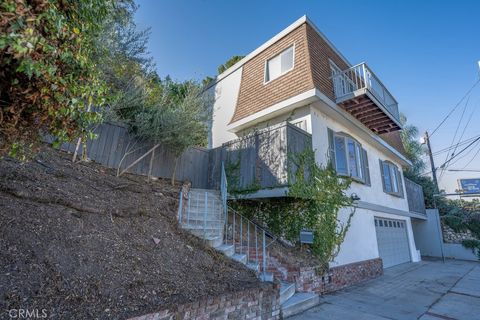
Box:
[231,24,313,123]
[306,24,349,101]
[231,22,350,123]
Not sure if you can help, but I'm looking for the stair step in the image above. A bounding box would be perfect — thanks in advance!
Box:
[259,272,274,282]
[181,220,223,226]
[280,282,296,305]
[183,215,223,221]
[204,236,223,248]
[184,210,223,216]
[232,253,247,264]
[281,292,319,318]
[216,244,234,257]
[190,188,221,193]
[181,224,223,230]
[189,190,221,198]
[185,229,223,240]
[246,261,260,272]
[185,207,223,212]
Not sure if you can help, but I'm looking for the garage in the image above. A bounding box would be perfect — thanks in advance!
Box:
[374,217,411,268]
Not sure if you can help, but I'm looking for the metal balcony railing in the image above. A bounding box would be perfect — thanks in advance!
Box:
[332,63,400,123]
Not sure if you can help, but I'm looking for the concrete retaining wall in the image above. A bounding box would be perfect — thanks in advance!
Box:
[412,209,478,261]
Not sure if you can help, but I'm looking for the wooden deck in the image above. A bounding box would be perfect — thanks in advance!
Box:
[339,92,401,134]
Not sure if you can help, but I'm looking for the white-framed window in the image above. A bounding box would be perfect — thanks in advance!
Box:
[380,160,404,197]
[264,45,294,83]
[328,129,370,184]
[291,119,307,131]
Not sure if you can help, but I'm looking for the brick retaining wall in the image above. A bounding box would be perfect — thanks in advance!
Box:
[297,258,383,294]
[267,249,383,295]
[128,283,280,320]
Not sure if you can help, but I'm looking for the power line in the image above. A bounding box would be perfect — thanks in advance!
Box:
[439,136,480,171]
[421,135,480,176]
[461,143,480,169]
[447,139,480,168]
[453,108,476,156]
[424,134,480,157]
[430,79,480,138]
[439,96,470,180]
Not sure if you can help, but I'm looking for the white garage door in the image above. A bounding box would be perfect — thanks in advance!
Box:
[374,217,411,268]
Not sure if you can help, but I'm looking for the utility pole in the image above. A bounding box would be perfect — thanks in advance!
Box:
[425,131,439,193]
[425,131,445,263]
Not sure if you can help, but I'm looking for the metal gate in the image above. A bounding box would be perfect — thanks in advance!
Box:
[374,217,411,268]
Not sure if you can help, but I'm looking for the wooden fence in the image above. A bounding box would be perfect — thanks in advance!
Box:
[208,122,312,191]
[51,122,211,188]
[50,121,313,191]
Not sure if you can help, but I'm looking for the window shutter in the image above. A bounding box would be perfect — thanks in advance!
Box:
[379,159,386,192]
[397,168,404,198]
[327,128,336,170]
[362,148,370,186]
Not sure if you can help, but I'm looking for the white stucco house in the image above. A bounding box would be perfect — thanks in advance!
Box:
[205,16,427,271]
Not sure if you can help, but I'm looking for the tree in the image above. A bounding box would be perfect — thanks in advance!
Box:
[400,114,426,176]
[217,55,244,74]
[399,114,437,208]
[128,78,210,184]
[0,0,119,159]
[96,0,155,121]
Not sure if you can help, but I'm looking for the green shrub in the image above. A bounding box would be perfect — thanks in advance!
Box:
[461,239,480,260]
[230,149,354,273]
[443,215,467,232]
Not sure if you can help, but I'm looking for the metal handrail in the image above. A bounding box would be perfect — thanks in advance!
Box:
[227,205,277,245]
[331,63,400,122]
[221,162,274,280]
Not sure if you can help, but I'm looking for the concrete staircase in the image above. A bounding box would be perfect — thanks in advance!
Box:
[179,188,224,247]
[179,188,275,279]
[279,282,319,318]
[178,187,319,317]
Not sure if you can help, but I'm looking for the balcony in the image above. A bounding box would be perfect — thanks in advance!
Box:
[208,122,312,198]
[332,63,401,134]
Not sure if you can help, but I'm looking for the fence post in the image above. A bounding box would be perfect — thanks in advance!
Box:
[177,191,183,223]
[240,216,243,255]
[262,230,266,279]
[233,212,236,247]
[204,192,208,240]
[187,193,191,226]
[247,222,250,264]
[255,225,258,264]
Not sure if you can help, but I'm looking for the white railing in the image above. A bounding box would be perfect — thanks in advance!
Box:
[220,162,228,226]
[176,164,274,281]
[331,63,400,122]
[221,162,274,281]
[226,206,275,281]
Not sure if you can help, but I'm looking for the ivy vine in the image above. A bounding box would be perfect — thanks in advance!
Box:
[230,149,355,272]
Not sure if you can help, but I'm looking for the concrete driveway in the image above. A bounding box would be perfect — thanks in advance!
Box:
[290,259,480,320]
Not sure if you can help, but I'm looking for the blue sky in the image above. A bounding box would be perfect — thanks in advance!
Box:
[134,0,480,194]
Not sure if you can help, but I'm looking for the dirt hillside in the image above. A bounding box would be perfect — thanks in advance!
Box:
[0,146,261,319]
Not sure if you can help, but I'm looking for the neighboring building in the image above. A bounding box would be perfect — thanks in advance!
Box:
[457,178,480,201]
[206,16,426,270]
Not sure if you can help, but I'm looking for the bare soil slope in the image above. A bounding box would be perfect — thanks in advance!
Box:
[0,147,260,319]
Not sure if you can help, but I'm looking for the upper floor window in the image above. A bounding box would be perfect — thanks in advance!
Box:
[328,129,370,185]
[264,45,294,83]
[291,119,307,131]
[380,160,404,197]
